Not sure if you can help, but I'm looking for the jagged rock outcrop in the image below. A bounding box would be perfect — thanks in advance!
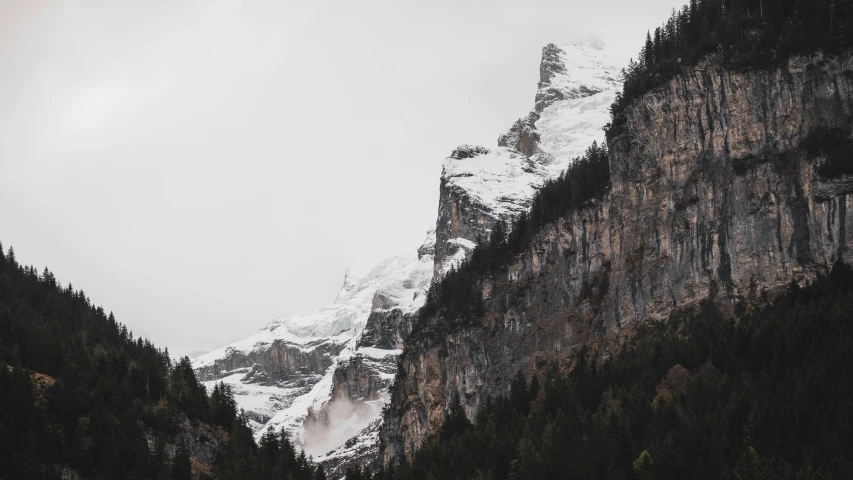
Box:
[329,354,397,402]
[195,339,342,384]
[380,50,853,466]
[535,42,609,112]
[499,42,621,173]
[498,113,542,158]
[301,349,399,478]
[357,308,418,350]
[433,146,545,276]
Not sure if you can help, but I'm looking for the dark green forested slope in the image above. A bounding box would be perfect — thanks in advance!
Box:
[0,243,323,480]
[382,264,853,480]
[607,0,853,136]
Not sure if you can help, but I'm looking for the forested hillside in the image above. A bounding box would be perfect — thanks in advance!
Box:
[384,263,853,480]
[607,0,853,134]
[0,243,323,480]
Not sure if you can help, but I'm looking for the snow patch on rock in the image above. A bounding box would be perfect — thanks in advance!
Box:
[442,146,550,219]
[534,41,622,175]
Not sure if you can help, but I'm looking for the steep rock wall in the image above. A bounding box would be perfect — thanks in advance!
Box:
[357,308,418,351]
[195,339,341,385]
[329,355,396,402]
[380,50,853,465]
[433,174,501,277]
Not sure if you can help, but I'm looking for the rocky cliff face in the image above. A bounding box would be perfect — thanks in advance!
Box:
[306,43,620,475]
[195,340,341,385]
[380,50,853,466]
[357,308,418,351]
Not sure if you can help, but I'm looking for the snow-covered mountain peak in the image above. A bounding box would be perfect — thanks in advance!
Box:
[536,41,622,109]
[440,41,621,223]
[192,228,436,468]
[331,254,414,305]
[436,41,622,277]
[336,269,369,303]
[497,40,622,178]
[433,145,549,276]
[269,255,429,339]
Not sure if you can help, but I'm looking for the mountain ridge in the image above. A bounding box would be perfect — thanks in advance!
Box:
[192,39,621,475]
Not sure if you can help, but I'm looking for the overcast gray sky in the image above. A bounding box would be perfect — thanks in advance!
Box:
[0,0,683,357]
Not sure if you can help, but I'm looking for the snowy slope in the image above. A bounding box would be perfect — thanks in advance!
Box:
[194,252,430,366]
[193,231,434,441]
[533,41,622,175]
[442,146,550,219]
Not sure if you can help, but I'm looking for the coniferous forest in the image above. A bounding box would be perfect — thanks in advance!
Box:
[0,244,322,480]
[606,0,853,136]
[385,265,853,480]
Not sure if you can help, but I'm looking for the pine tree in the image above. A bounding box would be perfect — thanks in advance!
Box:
[0,237,325,479]
[315,464,328,480]
[510,371,530,415]
[529,374,540,403]
[345,466,365,480]
[440,394,472,441]
[172,441,192,480]
[633,450,654,480]
[643,31,655,67]
[210,382,238,427]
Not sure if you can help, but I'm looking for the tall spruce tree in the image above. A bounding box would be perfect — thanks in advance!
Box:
[172,441,192,480]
